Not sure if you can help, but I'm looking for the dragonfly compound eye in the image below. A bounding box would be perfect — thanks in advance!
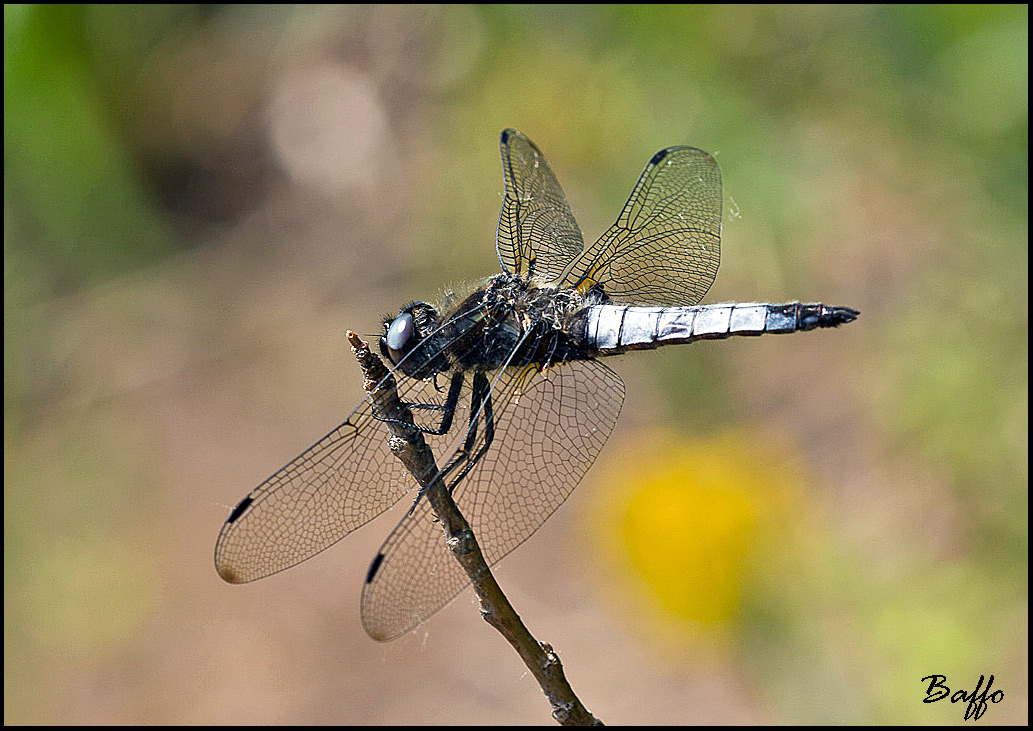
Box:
[383,311,415,364]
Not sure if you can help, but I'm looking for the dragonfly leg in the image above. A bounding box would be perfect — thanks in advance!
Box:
[407,370,493,515]
[440,370,495,493]
[409,370,464,435]
[375,370,464,436]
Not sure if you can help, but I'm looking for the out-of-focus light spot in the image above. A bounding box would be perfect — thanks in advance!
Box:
[620,452,757,625]
[267,64,390,193]
[587,429,813,642]
[368,4,485,92]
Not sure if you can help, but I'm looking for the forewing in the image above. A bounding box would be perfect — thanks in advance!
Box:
[562,146,722,306]
[496,129,585,282]
[361,359,625,641]
[214,372,458,584]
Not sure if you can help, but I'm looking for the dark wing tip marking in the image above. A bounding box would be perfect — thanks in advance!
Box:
[216,495,255,583]
[501,128,515,143]
[365,552,386,584]
[216,563,245,584]
[226,495,253,524]
[649,145,712,168]
[649,148,671,166]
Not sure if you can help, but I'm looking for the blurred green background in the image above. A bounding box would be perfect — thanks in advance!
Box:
[4,4,1026,725]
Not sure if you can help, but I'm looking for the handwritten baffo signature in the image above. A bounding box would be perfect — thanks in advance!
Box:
[921,674,1004,721]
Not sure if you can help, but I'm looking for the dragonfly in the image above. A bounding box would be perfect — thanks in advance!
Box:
[215,129,858,641]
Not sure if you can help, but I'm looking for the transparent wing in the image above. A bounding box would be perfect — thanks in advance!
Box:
[214,368,465,584]
[214,293,507,584]
[361,358,625,641]
[215,293,509,582]
[495,129,585,282]
[562,146,722,306]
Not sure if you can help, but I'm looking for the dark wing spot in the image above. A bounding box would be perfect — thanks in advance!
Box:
[649,148,671,167]
[226,495,253,524]
[365,552,386,584]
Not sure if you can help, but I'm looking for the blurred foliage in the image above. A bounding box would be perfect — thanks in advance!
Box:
[4,5,175,293]
[4,4,1027,725]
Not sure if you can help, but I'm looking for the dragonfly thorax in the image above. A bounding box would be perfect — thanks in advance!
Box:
[442,272,601,371]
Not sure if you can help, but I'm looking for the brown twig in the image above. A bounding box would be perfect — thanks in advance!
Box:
[347,330,602,726]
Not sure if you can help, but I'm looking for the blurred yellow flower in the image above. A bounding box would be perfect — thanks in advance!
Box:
[587,428,812,642]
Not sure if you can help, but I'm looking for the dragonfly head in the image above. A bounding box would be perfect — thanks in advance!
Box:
[380,302,439,368]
